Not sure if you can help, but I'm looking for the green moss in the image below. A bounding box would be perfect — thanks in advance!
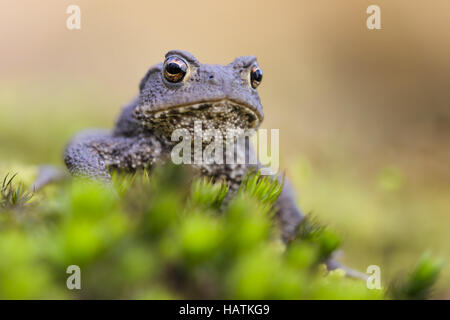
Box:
[0,165,440,299]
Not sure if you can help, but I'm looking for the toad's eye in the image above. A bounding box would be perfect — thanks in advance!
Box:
[250,65,263,89]
[163,57,188,83]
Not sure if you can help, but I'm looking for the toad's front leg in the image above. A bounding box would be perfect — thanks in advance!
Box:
[64,129,163,181]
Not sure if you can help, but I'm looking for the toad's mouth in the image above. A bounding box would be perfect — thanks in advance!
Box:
[134,99,262,134]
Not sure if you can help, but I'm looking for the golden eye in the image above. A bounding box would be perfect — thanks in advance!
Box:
[250,65,263,89]
[163,57,188,83]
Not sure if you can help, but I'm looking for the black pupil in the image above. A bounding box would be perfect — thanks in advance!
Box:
[166,62,183,74]
[251,68,262,82]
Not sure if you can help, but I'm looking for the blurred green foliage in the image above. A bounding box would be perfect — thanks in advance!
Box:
[0,164,441,299]
[1,173,33,210]
[389,252,444,300]
[291,157,448,297]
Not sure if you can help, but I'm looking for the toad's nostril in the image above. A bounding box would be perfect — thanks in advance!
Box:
[207,74,220,85]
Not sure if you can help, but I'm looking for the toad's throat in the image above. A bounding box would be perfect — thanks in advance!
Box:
[135,100,261,136]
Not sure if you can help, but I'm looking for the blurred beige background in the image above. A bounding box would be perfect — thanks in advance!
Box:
[1,0,450,295]
[1,0,449,175]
